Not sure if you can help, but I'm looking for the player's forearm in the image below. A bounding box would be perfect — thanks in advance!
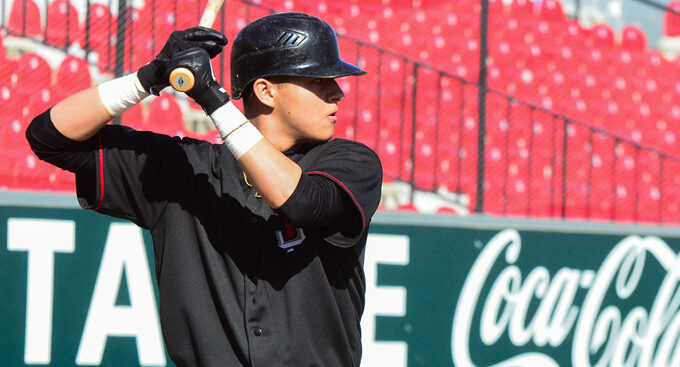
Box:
[50,86,113,142]
[237,138,302,209]
[51,73,150,141]
[202,97,300,208]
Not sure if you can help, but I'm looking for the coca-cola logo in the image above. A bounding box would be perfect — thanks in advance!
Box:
[452,229,680,367]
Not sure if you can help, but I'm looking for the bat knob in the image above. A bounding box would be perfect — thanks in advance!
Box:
[169,67,195,92]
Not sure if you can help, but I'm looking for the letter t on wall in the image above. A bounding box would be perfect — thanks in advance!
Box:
[7,219,75,365]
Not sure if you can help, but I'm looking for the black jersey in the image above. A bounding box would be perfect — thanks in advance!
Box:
[72,124,382,366]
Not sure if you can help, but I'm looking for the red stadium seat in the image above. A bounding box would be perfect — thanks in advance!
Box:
[0,83,22,123]
[1,116,29,153]
[620,25,647,51]
[137,6,176,46]
[396,203,418,213]
[16,52,53,97]
[640,50,670,80]
[637,183,662,224]
[645,126,679,158]
[46,0,82,48]
[611,160,636,223]
[352,107,380,147]
[529,141,559,218]
[176,0,203,30]
[488,39,516,70]
[147,95,186,137]
[123,7,154,71]
[82,3,116,70]
[589,134,616,216]
[510,0,535,19]
[27,85,57,117]
[560,18,589,48]
[483,143,507,211]
[539,0,566,22]
[0,0,677,221]
[436,206,458,215]
[8,0,43,37]
[435,127,470,193]
[128,5,153,44]
[663,1,680,37]
[483,177,505,215]
[588,23,616,49]
[661,159,680,224]
[55,55,92,101]
[83,3,115,45]
[588,181,616,221]
[504,176,529,216]
[8,150,75,192]
[633,150,662,223]
[0,83,25,152]
[128,34,156,72]
[121,103,146,130]
[0,57,19,87]
[377,139,400,180]
[562,179,588,219]
[0,32,6,61]
[413,141,436,190]
[0,150,24,189]
[565,124,590,166]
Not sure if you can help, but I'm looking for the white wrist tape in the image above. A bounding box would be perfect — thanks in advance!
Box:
[98,72,150,117]
[210,101,263,159]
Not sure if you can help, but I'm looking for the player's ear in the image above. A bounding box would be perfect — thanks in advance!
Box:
[252,78,277,109]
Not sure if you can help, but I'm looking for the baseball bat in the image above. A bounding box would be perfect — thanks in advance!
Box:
[169,0,226,92]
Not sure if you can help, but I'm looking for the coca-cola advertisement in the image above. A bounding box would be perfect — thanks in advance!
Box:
[366,218,680,367]
[2,202,679,366]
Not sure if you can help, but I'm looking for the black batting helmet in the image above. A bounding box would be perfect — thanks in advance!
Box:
[230,12,366,99]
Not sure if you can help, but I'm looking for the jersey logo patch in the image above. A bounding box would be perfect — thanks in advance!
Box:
[275,221,306,253]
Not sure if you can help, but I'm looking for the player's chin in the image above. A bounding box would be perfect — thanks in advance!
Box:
[308,128,334,144]
[325,125,335,141]
[317,122,335,140]
[317,132,335,143]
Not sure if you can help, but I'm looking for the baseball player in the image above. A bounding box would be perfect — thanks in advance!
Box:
[26,12,382,367]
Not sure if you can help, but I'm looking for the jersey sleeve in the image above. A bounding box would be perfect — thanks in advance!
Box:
[76,124,210,230]
[303,139,382,248]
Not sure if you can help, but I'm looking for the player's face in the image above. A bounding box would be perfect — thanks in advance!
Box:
[272,76,345,144]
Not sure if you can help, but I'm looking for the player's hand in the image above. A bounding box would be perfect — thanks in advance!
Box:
[137,27,228,95]
[167,47,230,115]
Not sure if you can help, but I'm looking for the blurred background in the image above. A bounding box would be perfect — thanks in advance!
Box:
[1,0,680,223]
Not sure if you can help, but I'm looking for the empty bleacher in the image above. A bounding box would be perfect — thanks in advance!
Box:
[2,0,680,224]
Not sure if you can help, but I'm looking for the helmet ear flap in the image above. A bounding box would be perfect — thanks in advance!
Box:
[230,12,366,100]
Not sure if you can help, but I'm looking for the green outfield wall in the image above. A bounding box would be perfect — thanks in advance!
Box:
[1,192,679,366]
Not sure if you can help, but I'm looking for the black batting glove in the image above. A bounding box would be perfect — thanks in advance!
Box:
[167,47,230,115]
[137,27,228,95]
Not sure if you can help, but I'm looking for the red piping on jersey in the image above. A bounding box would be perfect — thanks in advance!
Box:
[93,133,105,211]
[307,171,366,230]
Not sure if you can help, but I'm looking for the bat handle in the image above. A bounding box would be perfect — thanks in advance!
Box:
[168,0,225,92]
[169,67,195,92]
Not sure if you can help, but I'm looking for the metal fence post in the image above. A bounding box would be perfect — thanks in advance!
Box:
[475,0,489,213]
